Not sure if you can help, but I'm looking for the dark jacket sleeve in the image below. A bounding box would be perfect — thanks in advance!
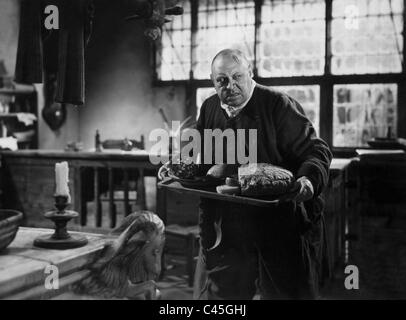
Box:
[196,100,212,173]
[274,94,332,197]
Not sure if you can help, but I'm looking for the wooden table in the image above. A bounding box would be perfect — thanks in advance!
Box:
[355,149,406,218]
[325,158,357,269]
[0,150,160,231]
[0,227,107,300]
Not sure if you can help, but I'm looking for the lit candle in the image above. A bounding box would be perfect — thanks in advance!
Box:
[55,162,71,202]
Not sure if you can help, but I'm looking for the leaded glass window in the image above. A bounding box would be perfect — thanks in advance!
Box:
[258,0,326,77]
[157,0,191,80]
[194,0,256,79]
[331,0,404,74]
[156,1,405,149]
[333,84,397,147]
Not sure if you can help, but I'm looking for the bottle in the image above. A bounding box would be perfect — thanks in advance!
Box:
[95,129,101,152]
[387,126,393,140]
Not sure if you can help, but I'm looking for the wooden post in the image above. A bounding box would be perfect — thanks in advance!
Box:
[74,166,87,226]
[108,167,116,228]
[94,167,102,227]
[156,182,167,225]
[123,169,130,216]
[137,168,146,210]
[187,232,196,287]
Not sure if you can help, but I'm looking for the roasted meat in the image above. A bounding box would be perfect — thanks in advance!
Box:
[167,161,202,179]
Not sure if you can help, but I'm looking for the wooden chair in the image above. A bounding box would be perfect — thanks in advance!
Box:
[81,135,148,229]
[164,224,200,287]
[102,136,146,209]
[101,136,145,151]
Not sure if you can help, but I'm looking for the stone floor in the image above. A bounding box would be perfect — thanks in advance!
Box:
[158,215,406,300]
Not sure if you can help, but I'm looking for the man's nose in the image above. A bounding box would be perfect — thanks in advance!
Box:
[226,78,236,90]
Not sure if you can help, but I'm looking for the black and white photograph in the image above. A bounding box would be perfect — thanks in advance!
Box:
[0,0,406,307]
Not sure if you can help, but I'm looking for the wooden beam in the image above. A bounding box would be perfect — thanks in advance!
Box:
[399,0,406,138]
[320,80,334,147]
[325,0,332,76]
[253,0,263,78]
[403,0,406,72]
[190,0,198,80]
[321,0,333,146]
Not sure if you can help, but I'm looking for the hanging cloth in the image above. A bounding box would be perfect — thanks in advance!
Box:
[14,0,95,106]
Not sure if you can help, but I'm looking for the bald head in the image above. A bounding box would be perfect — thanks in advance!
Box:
[211,49,251,72]
[210,49,254,107]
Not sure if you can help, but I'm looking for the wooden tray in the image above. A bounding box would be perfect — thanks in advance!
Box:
[158,179,281,207]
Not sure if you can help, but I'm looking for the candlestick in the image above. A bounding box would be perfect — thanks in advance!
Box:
[33,195,88,250]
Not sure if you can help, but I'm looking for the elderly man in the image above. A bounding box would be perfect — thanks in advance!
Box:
[189,49,332,300]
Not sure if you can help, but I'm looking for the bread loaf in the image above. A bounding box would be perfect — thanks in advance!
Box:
[238,163,294,196]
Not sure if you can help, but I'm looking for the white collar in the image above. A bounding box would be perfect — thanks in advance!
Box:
[220,79,256,118]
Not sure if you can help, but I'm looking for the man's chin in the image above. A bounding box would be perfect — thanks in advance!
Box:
[224,97,243,106]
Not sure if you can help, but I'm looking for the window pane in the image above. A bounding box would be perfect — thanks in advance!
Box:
[194,0,256,80]
[196,87,217,119]
[331,0,404,74]
[258,0,326,77]
[158,0,191,81]
[272,85,320,134]
[333,84,397,147]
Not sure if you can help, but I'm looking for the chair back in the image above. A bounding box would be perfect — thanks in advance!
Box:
[102,135,145,151]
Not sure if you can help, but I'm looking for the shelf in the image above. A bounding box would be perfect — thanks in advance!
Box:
[0,84,36,95]
[0,84,38,149]
[0,113,37,119]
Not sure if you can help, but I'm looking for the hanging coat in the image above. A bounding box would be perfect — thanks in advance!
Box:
[14,0,94,105]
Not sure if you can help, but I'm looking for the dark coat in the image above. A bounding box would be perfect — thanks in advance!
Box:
[195,84,333,299]
[14,0,94,105]
[197,84,331,198]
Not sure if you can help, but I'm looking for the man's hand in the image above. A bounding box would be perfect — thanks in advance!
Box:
[397,137,406,147]
[279,176,314,203]
[157,162,169,181]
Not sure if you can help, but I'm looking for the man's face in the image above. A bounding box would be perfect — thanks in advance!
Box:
[211,56,253,107]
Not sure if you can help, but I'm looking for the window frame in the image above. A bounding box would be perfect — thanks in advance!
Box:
[153,0,406,156]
